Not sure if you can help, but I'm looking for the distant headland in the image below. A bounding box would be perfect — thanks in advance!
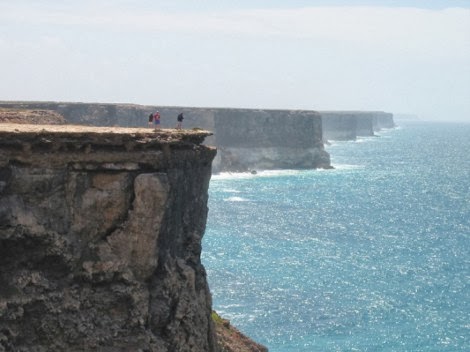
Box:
[0,101,395,173]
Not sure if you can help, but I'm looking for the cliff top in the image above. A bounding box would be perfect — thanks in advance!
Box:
[0,123,213,146]
[319,110,392,115]
[0,100,321,115]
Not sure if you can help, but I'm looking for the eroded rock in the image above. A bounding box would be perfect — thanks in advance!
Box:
[0,124,218,351]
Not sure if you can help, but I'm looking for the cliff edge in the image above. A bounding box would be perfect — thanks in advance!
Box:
[0,102,331,173]
[0,124,218,351]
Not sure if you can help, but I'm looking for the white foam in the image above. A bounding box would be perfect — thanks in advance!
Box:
[212,169,305,180]
[222,188,241,193]
[330,163,364,170]
[224,196,249,202]
[356,136,377,143]
[211,172,254,180]
[256,169,305,177]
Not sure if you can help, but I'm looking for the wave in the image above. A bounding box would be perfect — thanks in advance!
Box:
[326,140,357,148]
[212,169,306,180]
[356,136,379,143]
[255,169,305,177]
[221,188,241,193]
[224,196,249,202]
[212,172,256,180]
[329,163,364,170]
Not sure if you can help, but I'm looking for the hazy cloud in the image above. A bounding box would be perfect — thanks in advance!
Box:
[0,3,469,121]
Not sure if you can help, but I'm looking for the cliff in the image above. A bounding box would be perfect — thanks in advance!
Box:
[0,124,219,351]
[372,112,395,130]
[0,102,331,172]
[210,108,329,172]
[320,111,395,141]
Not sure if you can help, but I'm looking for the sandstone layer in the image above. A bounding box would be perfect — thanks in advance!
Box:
[0,124,218,351]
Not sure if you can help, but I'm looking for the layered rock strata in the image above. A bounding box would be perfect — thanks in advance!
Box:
[0,124,218,351]
[320,111,395,141]
[0,102,331,173]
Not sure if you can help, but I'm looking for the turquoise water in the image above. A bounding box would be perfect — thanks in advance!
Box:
[202,122,470,351]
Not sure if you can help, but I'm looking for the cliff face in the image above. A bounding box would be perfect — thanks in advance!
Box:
[372,112,395,130]
[320,111,395,141]
[320,113,358,141]
[0,124,218,351]
[0,102,330,173]
[211,108,329,172]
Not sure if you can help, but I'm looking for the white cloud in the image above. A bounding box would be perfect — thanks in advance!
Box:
[0,3,469,121]
[3,4,469,48]
[2,5,469,60]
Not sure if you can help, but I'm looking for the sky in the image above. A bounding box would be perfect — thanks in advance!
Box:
[0,1,469,122]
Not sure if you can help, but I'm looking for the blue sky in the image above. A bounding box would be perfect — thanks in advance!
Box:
[1,1,469,121]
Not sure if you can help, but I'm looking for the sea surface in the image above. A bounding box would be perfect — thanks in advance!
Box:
[202,121,470,352]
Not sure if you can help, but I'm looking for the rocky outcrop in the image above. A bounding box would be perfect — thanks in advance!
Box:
[320,111,395,141]
[0,124,218,351]
[0,107,65,125]
[0,102,331,173]
[212,312,268,352]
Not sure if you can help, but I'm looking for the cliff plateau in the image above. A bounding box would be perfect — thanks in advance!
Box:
[0,102,331,173]
[0,124,218,351]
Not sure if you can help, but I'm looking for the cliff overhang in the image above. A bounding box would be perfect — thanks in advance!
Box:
[0,124,219,351]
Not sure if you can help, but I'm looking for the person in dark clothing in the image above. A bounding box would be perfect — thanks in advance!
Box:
[176,113,184,129]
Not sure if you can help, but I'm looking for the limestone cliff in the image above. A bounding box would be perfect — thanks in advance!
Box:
[0,124,218,351]
[210,108,329,172]
[320,111,395,141]
[0,102,331,173]
[372,112,395,131]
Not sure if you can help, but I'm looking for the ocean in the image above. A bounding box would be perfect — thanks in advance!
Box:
[201,121,470,351]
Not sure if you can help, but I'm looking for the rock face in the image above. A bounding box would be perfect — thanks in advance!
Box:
[320,112,358,141]
[0,124,218,351]
[320,111,395,141]
[210,108,329,172]
[372,112,395,131]
[0,102,331,173]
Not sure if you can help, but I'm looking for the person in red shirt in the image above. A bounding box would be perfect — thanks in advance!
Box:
[154,111,161,130]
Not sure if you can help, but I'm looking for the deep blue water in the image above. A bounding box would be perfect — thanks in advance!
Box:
[202,122,470,351]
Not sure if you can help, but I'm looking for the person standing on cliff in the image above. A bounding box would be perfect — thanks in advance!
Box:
[148,112,154,128]
[154,111,161,131]
[176,113,184,129]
